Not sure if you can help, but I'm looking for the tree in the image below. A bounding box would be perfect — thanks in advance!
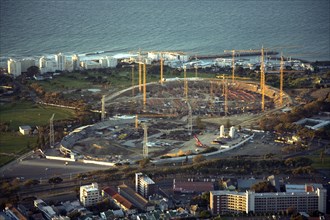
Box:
[193,155,205,164]
[48,177,63,184]
[26,66,40,77]
[251,181,276,193]
[138,158,150,168]
[199,210,211,219]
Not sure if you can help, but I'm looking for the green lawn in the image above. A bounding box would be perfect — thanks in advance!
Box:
[309,149,330,169]
[34,74,94,91]
[0,132,36,154]
[0,101,76,167]
[0,132,37,166]
[0,101,76,130]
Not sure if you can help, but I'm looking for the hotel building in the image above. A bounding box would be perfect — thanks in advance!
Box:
[210,187,326,215]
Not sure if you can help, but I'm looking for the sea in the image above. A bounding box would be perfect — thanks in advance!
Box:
[0,0,329,66]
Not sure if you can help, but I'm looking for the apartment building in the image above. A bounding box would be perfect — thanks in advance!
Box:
[135,172,157,198]
[7,59,21,77]
[80,183,102,207]
[210,187,326,215]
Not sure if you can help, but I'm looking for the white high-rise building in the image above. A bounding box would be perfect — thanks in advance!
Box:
[72,54,80,71]
[39,57,56,74]
[99,58,108,68]
[80,183,101,207]
[220,125,225,138]
[55,53,66,71]
[229,126,235,138]
[106,56,118,68]
[7,59,21,77]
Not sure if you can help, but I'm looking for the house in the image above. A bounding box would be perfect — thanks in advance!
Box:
[19,125,32,135]
[100,209,124,219]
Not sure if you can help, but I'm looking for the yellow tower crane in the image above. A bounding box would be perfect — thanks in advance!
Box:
[143,63,147,110]
[224,76,228,116]
[224,49,261,83]
[138,50,142,92]
[260,47,266,111]
[280,53,284,106]
[160,56,164,85]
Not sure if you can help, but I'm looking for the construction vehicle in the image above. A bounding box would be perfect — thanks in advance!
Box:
[194,134,207,148]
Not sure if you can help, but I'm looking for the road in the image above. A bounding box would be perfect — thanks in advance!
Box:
[1,158,112,180]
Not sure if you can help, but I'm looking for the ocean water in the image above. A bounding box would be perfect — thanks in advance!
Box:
[0,0,329,63]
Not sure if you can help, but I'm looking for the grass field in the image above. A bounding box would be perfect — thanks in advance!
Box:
[0,101,76,130]
[0,132,37,166]
[308,149,330,169]
[0,101,76,167]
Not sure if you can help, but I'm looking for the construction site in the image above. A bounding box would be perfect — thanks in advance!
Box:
[58,49,292,164]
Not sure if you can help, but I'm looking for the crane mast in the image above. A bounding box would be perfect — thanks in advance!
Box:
[183,66,188,101]
[131,65,135,96]
[280,53,284,106]
[143,63,147,110]
[260,47,265,111]
[142,123,148,158]
[138,50,142,92]
[160,56,164,85]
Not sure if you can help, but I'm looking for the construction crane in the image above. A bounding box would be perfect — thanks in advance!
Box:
[101,95,106,121]
[224,49,261,83]
[49,113,55,148]
[160,55,164,85]
[183,66,188,101]
[138,50,142,92]
[142,123,148,158]
[143,63,147,110]
[131,65,135,96]
[224,77,228,116]
[280,53,284,106]
[260,47,266,111]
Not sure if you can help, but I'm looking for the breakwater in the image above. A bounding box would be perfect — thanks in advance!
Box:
[192,51,278,60]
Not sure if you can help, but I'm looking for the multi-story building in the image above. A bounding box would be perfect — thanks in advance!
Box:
[7,59,21,77]
[55,53,66,71]
[80,183,102,207]
[210,187,327,215]
[72,54,80,71]
[39,56,56,74]
[106,56,118,68]
[135,172,157,198]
